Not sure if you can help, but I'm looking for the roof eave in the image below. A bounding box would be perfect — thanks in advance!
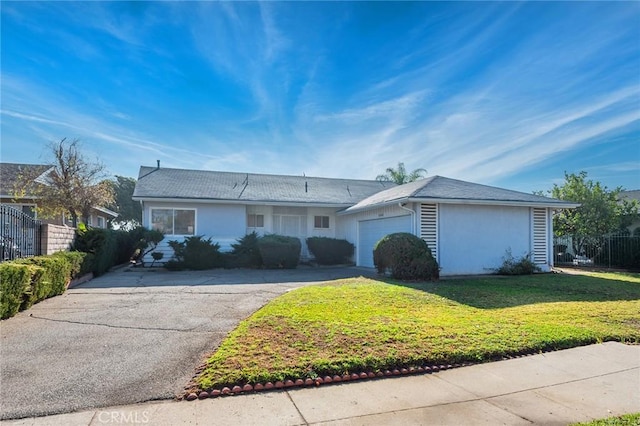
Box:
[92,206,119,217]
[339,197,580,215]
[338,198,407,215]
[405,197,580,208]
[416,198,580,209]
[0,194,39,200]
[132,196,354,208]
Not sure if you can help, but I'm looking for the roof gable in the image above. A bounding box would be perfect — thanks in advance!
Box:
[345,175,577,212]
[133,166,396,205]
[0,163,52,198]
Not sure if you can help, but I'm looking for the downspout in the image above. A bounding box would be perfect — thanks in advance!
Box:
[398,202,416,235]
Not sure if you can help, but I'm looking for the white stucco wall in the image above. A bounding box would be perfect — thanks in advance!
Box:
[438,204,532,276]
[245,206,339,239]
[141,202,343,263]
[141,202,246,264]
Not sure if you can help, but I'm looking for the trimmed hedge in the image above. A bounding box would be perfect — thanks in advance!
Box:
[52,250,95,278]
[373,232,439,281]
[257,234,301,269]
[15,255,72,299]
[74,226,143,276]
[306,237,354,265]
[1,263,36,319]
[1,251,93,320]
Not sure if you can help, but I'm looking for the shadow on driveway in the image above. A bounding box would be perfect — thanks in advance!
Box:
[77,265,377,288]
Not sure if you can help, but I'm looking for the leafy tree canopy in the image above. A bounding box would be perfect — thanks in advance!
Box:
[376,162,427,184]
[544,171,638,237]
[106,176,142,230]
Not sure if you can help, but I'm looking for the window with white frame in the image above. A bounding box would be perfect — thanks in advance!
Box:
[247,214,264,228]
[97,216,105,228]
[151,208,195,235]
[314,215,330,229]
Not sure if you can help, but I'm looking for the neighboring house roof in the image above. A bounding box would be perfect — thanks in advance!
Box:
[0,162,118,218]
[0,162,53,198]
[133,166,396,206]
[620,190,640,203]
[342,175,579,214]
[620,190,640,215]
[93,206,118,218]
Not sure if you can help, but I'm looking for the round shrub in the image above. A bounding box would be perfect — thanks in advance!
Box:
[373,233,439,281]
[306,237,354,265]
[257,234,301,269]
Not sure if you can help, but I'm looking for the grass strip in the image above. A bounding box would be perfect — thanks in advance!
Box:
[571,413,640,425]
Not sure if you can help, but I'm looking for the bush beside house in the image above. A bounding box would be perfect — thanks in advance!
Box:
[257,235,301,269]
[160,233,301,270]
[373,233,439,281]
[495,249,541,275]
[306,237,354,265]
[73,226,158,275]
[227,232,262,268]
[165,236,223,270]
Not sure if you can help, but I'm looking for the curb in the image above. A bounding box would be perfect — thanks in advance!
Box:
[183,362,464,401]
[181,345,592,402]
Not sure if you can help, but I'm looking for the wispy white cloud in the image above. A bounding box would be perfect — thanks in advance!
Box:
[284,3,639,188]
[2,2,638,193]
[0,76,256,177]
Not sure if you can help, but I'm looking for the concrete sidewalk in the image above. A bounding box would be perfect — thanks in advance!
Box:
[3,342,638,425]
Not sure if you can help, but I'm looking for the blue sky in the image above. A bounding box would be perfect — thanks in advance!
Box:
[1,1,639,193]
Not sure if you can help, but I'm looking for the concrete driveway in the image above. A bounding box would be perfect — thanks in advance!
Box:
[0,266,371,420]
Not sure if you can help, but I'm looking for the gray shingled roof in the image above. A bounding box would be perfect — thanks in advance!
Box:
[620,190,640,202]
[133,166,396,205]
[344,175,578,212]
[0,163,52,197]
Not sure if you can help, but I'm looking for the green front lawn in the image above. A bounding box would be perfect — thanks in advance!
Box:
[197,271,640,391]
[571,413,640,426]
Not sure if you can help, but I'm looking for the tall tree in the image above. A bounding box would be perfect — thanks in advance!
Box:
[14,138,114,227]
[107,176,142,230]
[376,162,427,184]
[544,171,638,253]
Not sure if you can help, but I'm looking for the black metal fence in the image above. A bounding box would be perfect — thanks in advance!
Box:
[554,234,640,270]
[0,204,42,262]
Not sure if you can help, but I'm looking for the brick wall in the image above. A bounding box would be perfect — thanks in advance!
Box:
[41,224,76,255]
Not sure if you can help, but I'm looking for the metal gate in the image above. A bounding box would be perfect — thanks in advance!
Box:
[1,204,42,261]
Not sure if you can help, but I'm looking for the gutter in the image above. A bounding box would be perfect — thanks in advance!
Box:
[131,197,354,209]
[339,197,580,216]
[398,202,416,235]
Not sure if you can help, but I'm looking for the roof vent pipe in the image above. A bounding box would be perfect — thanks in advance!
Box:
[305,182,308,193]
[156,160,160,169]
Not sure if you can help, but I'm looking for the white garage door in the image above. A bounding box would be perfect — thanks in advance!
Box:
[358,215,412,267]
